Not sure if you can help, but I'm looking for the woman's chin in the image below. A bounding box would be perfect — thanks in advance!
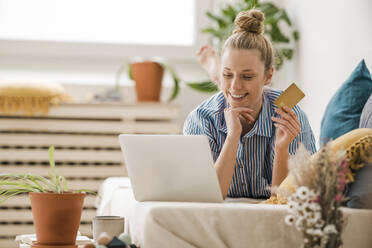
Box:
[228,96,249,108]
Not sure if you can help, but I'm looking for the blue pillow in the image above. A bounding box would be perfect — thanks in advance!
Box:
[320,60,372,145]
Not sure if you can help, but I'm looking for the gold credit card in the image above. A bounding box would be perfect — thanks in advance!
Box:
[274,83,305,109]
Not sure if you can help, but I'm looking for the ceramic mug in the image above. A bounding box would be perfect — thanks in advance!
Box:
[92,216,125,241]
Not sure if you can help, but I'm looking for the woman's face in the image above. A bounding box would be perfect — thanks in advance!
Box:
[220,48,272,110]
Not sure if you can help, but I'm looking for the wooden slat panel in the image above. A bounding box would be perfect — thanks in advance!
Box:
[1,103,179,120]
[78,224,92,237]
[0,238,18,248]
[0,103,176,248]
[0,149,123,163]
[0,225,36,237]
[0,165,127,178]
[0,134,120,147]
[0,209,97,222]
[0,119,179,134]
[0,210,31,222]
[0,224,91,237]
[68,180,104,191]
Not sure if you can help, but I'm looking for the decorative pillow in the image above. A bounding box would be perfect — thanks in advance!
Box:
[270,128,372,205]
[359,94,372,128]
[346,135,372,209]
[346,163,372,209]
[319,60,372,145]
[346,135,372,173]
[0,82,71,116]
[328,128,372,154]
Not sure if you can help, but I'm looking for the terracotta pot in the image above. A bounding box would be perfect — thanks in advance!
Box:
[131,61,164,102]
[29,192,85,246]
[31,244,77,248]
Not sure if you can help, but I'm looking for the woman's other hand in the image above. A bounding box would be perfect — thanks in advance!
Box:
[272,106,301,149]
[197,45,221,86]
[224,107,254,140]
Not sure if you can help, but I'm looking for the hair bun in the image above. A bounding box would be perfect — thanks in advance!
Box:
[233,10,264,35]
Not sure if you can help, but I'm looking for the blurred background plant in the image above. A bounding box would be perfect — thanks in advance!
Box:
[188,0,299,93]
[0,145,93,205]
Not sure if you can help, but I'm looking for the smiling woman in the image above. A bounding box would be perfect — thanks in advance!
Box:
[184,9,316,200]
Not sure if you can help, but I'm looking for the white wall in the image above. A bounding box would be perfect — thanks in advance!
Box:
[284,0,372,146]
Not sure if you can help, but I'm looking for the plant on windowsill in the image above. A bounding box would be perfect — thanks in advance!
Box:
[0,146,94,248]
[115,57,180,102]
[188,0,299,93]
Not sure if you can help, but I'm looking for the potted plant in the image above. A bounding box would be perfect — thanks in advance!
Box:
[0,146,92,248]
[115,57,180,102]
[188,0,299,92]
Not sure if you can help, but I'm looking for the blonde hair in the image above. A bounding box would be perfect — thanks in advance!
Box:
[222,9,274,72]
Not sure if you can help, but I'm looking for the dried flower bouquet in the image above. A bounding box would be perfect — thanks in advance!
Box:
[284,143,349,248]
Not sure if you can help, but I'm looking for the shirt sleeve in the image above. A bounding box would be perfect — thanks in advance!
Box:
[288,107,317,155]
[183,109,207,136]
[183,109,220,161]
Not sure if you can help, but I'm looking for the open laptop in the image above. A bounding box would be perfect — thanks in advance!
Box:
[118,134,223,203]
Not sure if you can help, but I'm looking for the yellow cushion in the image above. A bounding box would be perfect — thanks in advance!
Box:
[346,134,372,180]
[270,128,372,204]
[0,82,71,115]
[329,128,372,153]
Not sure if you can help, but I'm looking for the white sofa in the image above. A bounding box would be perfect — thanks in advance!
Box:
[96,177,372,248]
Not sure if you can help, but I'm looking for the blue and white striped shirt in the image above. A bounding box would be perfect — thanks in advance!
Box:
[183,87,316,198]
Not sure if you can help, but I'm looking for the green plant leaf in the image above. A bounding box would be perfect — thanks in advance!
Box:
[281,48,294,60]
[244,0,258,10]
[274,51,284,70]
[31,174,57,192]
[157,62,180,102]
[202,28,226,40]
[72,189,97,195]
[270,24,290,43]
[187,81,219,93]
[222,5,237,22]
[292,30,299,41]
[259,2,280,17]
[0,189,29,205]
[127,64,133,80]
[59,176,69,192]
[206,11,228,29]
[0,181,40,192]
[48,145,61,193]
[115,62,131,91]
[26,176,46,193]
[275,10,292,26]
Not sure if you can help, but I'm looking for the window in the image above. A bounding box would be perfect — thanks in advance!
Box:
[0,0,211,59]
[0,0,195,46]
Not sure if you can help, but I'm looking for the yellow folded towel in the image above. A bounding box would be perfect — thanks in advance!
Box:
[0,82,71,116]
